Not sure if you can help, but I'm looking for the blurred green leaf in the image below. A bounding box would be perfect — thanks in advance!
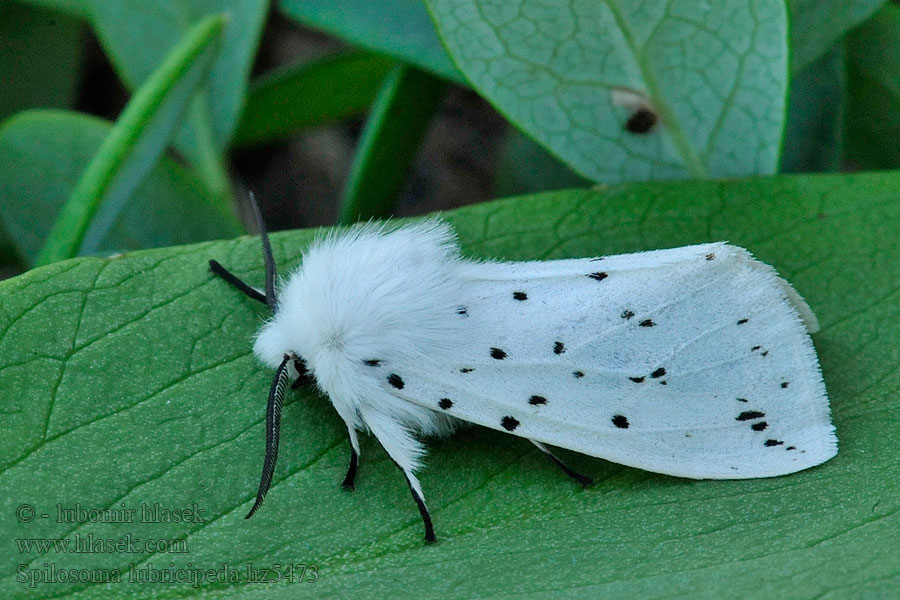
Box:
[846,4,900,169]
[35,14,226,266]
[789,0,886,75]
[0,2,85,122]
[780,44,845,173]
[11,0,88,18]
[234,52,396,148]
[494,129,590,197]
[279,0,463,83]
[0,110,242,265]
[426,0,788,183]
[2,171,900,598]
[339,65,448,224]
[87,0,268,195]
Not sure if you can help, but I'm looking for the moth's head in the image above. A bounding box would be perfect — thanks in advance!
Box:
[253,314,305,371]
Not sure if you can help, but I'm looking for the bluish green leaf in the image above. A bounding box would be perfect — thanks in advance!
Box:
[279,0,463,83]
[3,171,900,597]
[0,110,242,265]
[35,14,226,265]
[426,0,788,183]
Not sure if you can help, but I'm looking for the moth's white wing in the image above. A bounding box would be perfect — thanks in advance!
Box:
[391,243,836,479]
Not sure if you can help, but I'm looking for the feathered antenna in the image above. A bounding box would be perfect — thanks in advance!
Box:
[245,353,290,518]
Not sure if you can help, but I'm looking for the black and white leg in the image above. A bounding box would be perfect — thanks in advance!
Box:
[342,427,360,490]
[530,440,593,487]
[361,407,436,543]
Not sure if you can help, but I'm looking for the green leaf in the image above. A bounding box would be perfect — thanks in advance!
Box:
[0,2,86,122]
[0,110,243,265]
[494,129,590,197]
[339,65,448,224]
[11,0,88,19]
[87,0,268,195]
[34,14,226,266]
[780,44,845,173]
[233,52,396,148]
[845,4,900,170]
[279,0,463,83]
[426,0,788,183]
[3,171,900,597]
[788,0,886,75]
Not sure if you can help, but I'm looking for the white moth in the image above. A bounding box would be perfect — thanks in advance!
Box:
[210,198,837,543]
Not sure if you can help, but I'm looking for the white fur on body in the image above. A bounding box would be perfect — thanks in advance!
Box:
[254,221,837,510]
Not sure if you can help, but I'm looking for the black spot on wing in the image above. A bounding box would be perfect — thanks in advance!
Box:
[501,416,520,431]
[553,341,565,355]
[528,395,547,405]
[438,398,453,410]
[612,415,629,429]
[490,347,507,360]
[513,291,528,301]
[387,374,404,389]
[736,411,765,421]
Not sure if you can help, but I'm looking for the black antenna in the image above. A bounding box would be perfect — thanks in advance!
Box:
[247,191,278,312]
[245,353,291,519]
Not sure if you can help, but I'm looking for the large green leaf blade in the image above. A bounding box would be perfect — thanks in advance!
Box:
[279,0,463,83]
[3,172,900,597]
[0,110,243,265]
[34,14,226,266]
[426,0,788,183]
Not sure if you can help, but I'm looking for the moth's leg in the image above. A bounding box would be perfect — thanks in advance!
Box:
[342,426,360,491]
[208,260,267,305]
[360,407,435,543]
[530,440,593,487]
[290,357,313,390]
